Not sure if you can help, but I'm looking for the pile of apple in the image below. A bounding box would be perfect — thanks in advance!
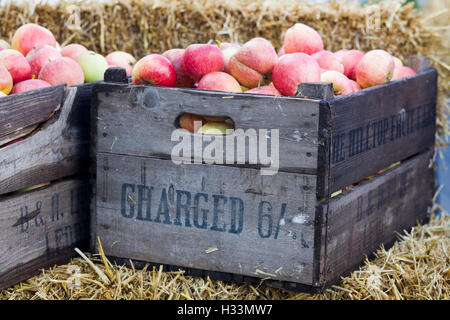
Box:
[0,23,136,97]
[131,23,417,134]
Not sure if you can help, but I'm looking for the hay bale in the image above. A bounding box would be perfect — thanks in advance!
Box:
[0,0,446,138]
[0,0,448,300]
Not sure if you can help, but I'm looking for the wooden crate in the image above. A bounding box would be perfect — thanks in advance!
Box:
[0,83,93,290]
[90,57,437,292]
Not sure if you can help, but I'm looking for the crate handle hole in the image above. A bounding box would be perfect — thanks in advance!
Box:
[175,113,235,135]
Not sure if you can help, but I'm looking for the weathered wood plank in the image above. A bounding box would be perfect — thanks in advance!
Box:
[325,68,437,195]
[0,178,90,290]
[0,84,65,140]
[0,85,92,195]
[93,83,321,173]
[318,149,434,287]
[93,153,317,285]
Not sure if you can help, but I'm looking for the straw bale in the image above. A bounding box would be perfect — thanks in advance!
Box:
[0,0,448,300]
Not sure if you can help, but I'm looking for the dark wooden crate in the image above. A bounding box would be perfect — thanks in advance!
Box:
[90,58,437,291]
[0,83,93,290]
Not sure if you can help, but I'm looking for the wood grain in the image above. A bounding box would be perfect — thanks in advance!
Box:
[0,85,65,140]
[93,83,321,173]
[93,153,317,284]
[0,178,90,290]
[318,149,434,288]
[0,84,93,195]
[324,68,437,196]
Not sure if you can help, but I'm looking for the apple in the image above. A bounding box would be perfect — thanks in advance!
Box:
[0,65,13,94]
[162,49,195,88]
[246,85,281,96]
[26,45,62,78]
[11,23,57,56]
[221,44,241,74]
[393,57,403,67]
[132,54,176,87]
[197,122,228,135]
[272,53,321,96]
[348,79,361,93]
[38,57,84,86]
[228,37,278,88]
[0,49,32,83]
[283,23,324,55]
[0,40,10,51]
[179,114,204,132]
[61,44,88,61]
[334,49,364,80]
[183,44,224,81]
[77,51,109,82]
[105,51,136,77]
[321,70,354,96]
[277,45,286,57]
[355,50,395,88]
[391,66,417,80]
[11,79,51,94]
[312,51,344,73]
[197,71,242,93]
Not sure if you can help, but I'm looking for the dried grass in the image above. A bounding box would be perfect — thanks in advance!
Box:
[0,212,447,300]
[0,0,449,300]
[0,0,448,138]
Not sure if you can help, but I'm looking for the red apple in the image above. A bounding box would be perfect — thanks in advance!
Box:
[0,65,13,94]
[11,79,51,94]
[272,53,321,96]
[38,57,84,86]
[228,38,278,88]
[391,66,417,80]
[321,71,354,96]
[335,49,364,80]
[132,54,176,87]
[105,51,136,76]
[356,50,395,88]
[348,79,361,93]
[26,45,62,78]
[393,57,403,68]
[179,114,204,132]
[221,44,241,74]
[246,85,281,96]
[11,23,57,56]
[162,49,195,88]
[0,40,10,51]
[197,71,242,93]
[182,44,224,81]
[277,45,286,57]
[61,44,88,61]
[0,49,32,83]
[283,23,324,55]
[312,51,344,73]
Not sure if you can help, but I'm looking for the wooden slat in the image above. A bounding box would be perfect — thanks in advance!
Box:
[93,83,321,173]
[93,153,317,285]
[0,84,92,195]
[0,178,90,290]
[318,149,434,287]
[324,68,437,195]
[0,84,66,140]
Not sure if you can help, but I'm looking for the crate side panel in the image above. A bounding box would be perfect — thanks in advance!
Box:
[0,85,66,142]
[94,84,320,172]
[0,179,90,290]
[321,149,434,286]
[328,69,437,194]
[0,86,91,195]
[95,153,317,285]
